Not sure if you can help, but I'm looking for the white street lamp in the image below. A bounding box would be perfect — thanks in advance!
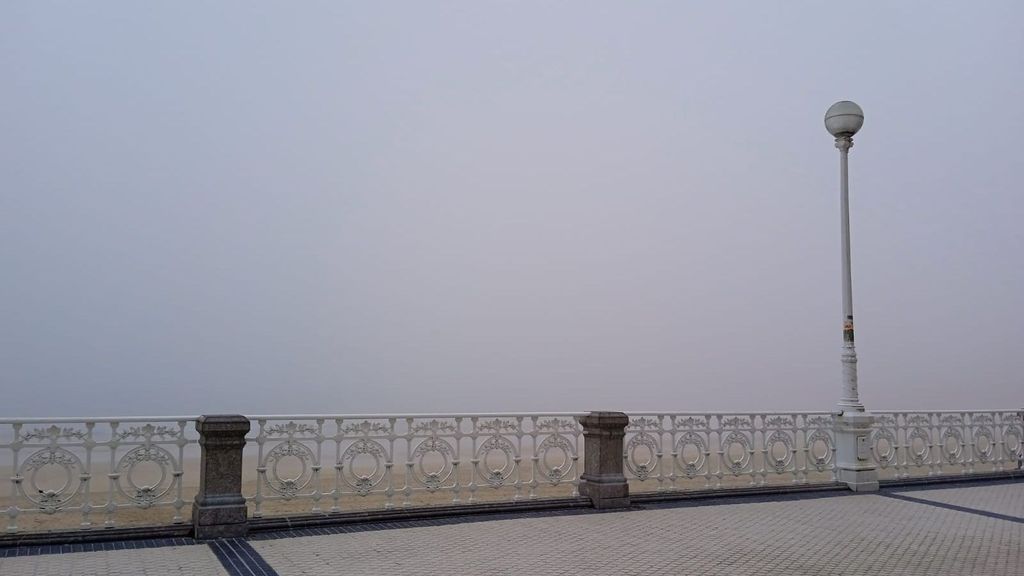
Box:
[825,100,865,413]
[825,100,878,492]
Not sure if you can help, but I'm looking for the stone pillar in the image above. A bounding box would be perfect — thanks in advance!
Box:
[578,412,630,509]
[192,415,250,539]
[835,411,878,492]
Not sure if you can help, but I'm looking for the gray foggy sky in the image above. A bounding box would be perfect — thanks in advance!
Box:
[2,2,1022,417]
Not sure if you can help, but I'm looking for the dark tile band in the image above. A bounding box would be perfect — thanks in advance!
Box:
[880,491,1023,525]
[209,539,279,576]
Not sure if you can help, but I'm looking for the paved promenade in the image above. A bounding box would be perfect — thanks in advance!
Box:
[2,481,1021,575]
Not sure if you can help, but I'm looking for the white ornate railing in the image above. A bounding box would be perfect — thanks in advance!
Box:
[3,409,1019,534]
[0,417,198,533]
[243,413,584,517]
[870,410,1023,478]
[624,412,838,491]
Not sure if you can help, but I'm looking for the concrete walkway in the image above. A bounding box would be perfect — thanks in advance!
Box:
[2,481,1021,575]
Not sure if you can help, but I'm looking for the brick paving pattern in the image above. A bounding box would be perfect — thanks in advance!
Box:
[254,490,1023,576]
[1,482,1021,575]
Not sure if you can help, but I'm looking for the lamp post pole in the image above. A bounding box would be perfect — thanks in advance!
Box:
[826,101,866,413]
[825,100,877,491]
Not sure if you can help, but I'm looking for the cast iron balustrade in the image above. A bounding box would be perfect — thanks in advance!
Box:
[1,408,1021,537]
[869,411,1023,478]
[242,413,585,517]
[622,412,838,490]
[0,417,198,533]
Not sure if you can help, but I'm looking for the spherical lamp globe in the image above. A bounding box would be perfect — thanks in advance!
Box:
[824,101,864,137]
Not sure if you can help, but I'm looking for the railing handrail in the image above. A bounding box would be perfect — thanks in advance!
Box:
[0,416,200,423]
[245,412,587,419]
[870,409,1018,413]
[1,409,1016,424]
[626,410,835,416]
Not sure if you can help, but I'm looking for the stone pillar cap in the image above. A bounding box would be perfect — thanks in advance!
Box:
[580,412,629,426]
[195,414,250,433]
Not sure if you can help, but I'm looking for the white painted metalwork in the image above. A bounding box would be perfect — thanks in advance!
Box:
[624,413,838,490]
[0,417,198,533]
[3,409,1018,532]
[243,413,584,517]
[825,100,866,413]
[870,411,1024,478]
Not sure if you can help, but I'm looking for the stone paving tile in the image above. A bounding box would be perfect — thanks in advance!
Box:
[253,492,1023,576]
[0,543,228,576]
[895,482,1024,519]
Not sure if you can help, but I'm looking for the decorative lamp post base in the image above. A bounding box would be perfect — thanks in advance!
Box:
[835,411,878,492]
